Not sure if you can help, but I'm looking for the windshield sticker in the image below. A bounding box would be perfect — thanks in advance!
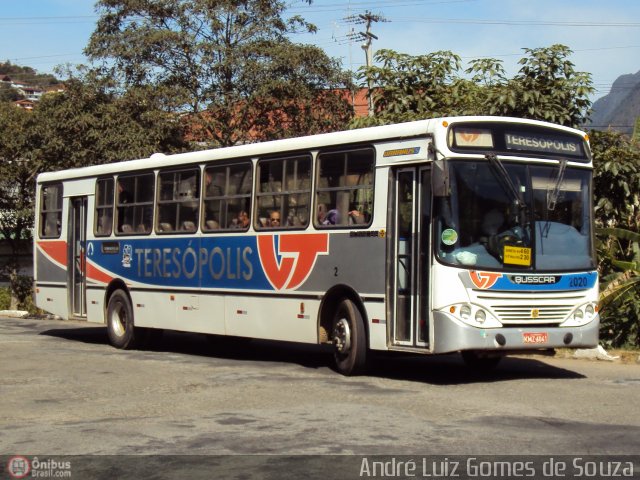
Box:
[441,228,458,246]
[503,245,532,266]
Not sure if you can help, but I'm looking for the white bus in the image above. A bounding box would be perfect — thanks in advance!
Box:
[34,116,599,375]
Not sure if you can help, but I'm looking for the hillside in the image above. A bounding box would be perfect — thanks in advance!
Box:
[0,62,59,87]
[589,70,640,134]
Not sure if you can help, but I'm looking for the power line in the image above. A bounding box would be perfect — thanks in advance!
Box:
[390,17,640,28]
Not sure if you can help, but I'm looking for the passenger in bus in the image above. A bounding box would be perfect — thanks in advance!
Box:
[323,209,339,225]
[205,171,224,197]
[232,210,250,229]
[268,211,281,227]
[117,182,133,232]
[317,203,327,224]
[286,214,303,227]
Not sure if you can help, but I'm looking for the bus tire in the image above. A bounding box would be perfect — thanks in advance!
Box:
[106,289,141,350]
[461,350,502,371]
[332,298,367,376]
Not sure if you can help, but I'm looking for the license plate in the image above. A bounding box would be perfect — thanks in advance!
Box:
[523,332,548,344]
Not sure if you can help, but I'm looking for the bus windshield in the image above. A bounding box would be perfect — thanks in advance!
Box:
[435,160,595,272]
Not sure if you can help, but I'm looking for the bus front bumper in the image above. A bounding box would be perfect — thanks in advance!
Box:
[431,312,600,354]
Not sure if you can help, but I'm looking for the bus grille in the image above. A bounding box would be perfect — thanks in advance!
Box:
[473,292,585,325]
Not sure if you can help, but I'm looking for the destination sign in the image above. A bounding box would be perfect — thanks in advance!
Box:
[505,132,584,157]
[448,122,590,162]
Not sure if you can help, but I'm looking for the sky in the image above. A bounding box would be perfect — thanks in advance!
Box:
[1,0,640,101]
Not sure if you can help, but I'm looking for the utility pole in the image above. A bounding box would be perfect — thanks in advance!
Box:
[345,11,387,117]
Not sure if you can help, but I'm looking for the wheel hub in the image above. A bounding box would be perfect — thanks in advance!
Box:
[111,304,126,337]
[333,318,351,354]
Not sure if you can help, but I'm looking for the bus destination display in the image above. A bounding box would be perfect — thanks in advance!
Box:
[505,131,584,157]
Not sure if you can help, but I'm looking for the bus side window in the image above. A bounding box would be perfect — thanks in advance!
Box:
[203,162,252,232]
[40,183,63,239]
[95,178,114,237]
[256,155,311,230]
[156,169,200,234]
[315,148,374,228]
[116,173,154,236]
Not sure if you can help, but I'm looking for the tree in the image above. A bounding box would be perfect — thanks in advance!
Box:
[354,44,593,129]
[351,49,473,128]
[31,71,187,172]
[0,71,186,309]
[590,131,640,347]
[502,45,593,127]
[597,228,640,347]
[590,130,640,230]
[85,0,354,147]
[0,103,38,308]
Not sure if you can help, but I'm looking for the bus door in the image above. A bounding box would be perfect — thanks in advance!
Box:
[390,167,431,348]
[68,196,88,318]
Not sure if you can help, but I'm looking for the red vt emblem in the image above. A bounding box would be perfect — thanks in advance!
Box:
[257,234,329,290]
[469,271,503,289]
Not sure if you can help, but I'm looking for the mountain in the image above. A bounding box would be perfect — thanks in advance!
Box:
[589,70,640,134]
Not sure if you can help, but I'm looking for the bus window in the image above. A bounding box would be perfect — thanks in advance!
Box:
[116,173,154,235]
[40,183,63,238]
[202,162,252,231]
[315,148,374,228]
[95,178,114,237]
[156,169,200,234]
[256,155,311,229]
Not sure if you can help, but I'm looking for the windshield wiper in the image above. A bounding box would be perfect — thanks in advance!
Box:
[547,159,568,211]
[486,154,528,227]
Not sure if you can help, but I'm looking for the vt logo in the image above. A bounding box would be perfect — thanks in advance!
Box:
[257,234,329,290]
[469,271,503,289]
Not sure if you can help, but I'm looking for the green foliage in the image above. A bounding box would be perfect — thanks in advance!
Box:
[0,287,10,310]
[0,278,39,313]
[0,83,23,102]
[597,228,640,348]
[590,130,640,230]
[353,44,593,129]
[85,0,353,146]
[352,49,474,128]
[31,71,187,171]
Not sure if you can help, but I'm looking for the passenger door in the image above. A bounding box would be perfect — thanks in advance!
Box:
[68,196,88,318]
[390,167,431,348]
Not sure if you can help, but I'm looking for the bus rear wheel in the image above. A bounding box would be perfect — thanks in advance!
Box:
[332,298,367,376]
[107,289,142,349]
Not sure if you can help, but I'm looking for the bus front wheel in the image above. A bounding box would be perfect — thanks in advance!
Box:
[107,289,142,349]
[332,298,367,376]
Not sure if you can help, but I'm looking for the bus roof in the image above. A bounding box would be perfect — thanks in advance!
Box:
[36,116,588,183]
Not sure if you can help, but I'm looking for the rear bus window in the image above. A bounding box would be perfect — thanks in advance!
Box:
[40,183,63,238]
[315,148,374,228]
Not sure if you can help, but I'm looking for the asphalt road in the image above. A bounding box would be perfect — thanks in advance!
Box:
[0,316,639,477]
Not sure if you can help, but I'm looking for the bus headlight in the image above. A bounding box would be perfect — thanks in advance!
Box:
[460,305,471,320]
[573,309,584,321]
[475,309,486,323]
[585,304,595,318]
